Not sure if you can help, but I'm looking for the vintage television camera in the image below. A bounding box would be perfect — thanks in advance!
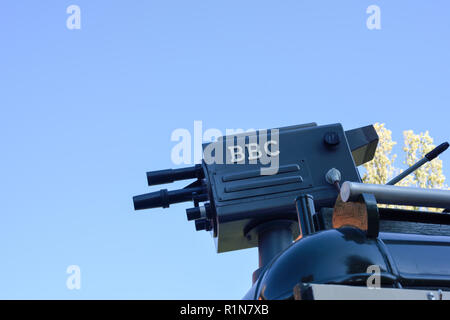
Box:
[133,122,450,300]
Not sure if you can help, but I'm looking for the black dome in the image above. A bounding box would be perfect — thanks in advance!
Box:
[257,227,392,300]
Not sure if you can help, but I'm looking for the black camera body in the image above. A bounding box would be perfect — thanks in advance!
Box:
[133,122,377,252]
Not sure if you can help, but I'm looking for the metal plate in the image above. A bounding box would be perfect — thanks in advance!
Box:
[297,283,450,300]
[216,161,313,201]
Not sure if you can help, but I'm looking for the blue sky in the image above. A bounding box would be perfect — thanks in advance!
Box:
[0,1,449,299]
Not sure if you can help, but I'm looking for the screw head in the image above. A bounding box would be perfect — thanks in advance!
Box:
[324,131,340,146]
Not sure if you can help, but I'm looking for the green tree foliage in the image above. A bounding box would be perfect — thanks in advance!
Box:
[362,123,447,211]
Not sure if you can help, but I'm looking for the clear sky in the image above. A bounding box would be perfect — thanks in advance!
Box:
[0,1,449,299]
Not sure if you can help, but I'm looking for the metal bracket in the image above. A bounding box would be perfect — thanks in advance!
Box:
[332,193,379,238]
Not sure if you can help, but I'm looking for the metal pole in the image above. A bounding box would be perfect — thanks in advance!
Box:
[257,222,293,268]
[341,181,450,208]
[295,194,316,237]
[386,158,428,186]
[386,142,449,186]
